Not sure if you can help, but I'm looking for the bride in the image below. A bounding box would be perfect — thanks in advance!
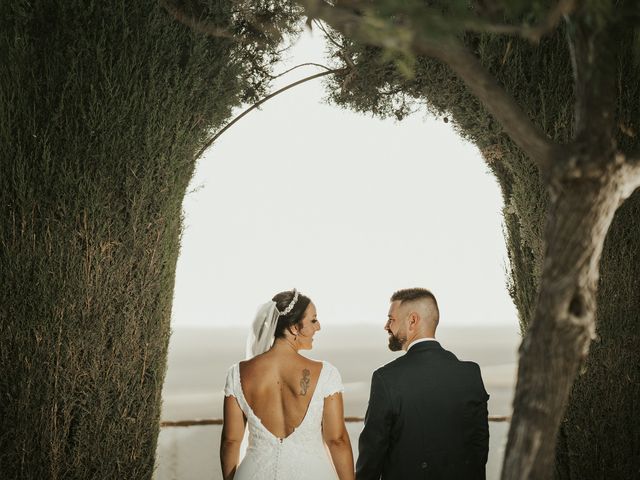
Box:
[220,289,355,480]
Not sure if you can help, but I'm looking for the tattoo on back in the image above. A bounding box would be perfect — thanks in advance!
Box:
[300,369,311,395]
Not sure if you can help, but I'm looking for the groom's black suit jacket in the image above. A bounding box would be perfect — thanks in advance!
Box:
[356,340,489,480]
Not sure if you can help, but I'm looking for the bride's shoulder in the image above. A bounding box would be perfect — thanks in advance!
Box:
[224,362,240,379]
[318,359,339,371]
[318,361,344,397]
[240,353,269,370]
[302,357,324,370]
[238,355,279,380]
[311,359,341,379]
[223,363,240,397]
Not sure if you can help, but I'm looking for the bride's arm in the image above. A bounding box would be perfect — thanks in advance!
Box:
[220,395,246,480]
[323,393,355,480]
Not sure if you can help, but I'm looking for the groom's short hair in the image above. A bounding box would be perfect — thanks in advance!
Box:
[391,288,437,305]
[391,288,439,321]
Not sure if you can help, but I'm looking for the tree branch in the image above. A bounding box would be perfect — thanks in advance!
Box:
[618,155,640,202]
[195,68,344,158]
[567,7,619,154]
[314,0,576,43]
[313,19,347,51]
[299,0,560,172]
[271,62,334,80]
[429,41,559,172]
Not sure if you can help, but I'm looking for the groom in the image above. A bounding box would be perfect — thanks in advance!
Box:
[356,288,489,480]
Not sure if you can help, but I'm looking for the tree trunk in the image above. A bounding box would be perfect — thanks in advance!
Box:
[502,13,639,477]
[502,158,633,478]
[554,192,640,478]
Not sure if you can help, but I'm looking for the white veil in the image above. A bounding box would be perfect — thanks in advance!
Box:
[245,301,280,359]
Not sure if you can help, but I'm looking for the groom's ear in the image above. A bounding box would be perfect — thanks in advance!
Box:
[408,312,419,330]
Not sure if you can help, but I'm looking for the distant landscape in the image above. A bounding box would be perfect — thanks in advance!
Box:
[155,324,521,480]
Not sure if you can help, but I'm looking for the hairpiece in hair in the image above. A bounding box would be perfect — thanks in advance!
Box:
[279,289,299,316]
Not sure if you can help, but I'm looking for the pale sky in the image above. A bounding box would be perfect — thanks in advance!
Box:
[170,29,518,329]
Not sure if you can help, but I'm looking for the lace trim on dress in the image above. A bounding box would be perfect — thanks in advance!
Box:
[223,364,236,398]
[321,362,344,398]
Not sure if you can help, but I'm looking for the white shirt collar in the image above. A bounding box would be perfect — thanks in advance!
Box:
[406,337,438,351]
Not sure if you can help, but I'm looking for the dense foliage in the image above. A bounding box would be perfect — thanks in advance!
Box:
[0,1,299,478]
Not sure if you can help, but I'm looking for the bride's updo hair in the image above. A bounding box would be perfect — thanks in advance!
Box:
[272,290,312,339]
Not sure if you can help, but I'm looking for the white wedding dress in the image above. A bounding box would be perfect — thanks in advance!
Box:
[224,361,344,480]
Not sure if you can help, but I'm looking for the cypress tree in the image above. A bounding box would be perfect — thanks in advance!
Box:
[0,1,299,478]
[307,2,640,478]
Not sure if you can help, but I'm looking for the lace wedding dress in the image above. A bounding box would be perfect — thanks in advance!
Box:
[224,361,344,480]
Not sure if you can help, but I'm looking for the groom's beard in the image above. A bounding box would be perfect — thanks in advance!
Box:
[388,332,406,351]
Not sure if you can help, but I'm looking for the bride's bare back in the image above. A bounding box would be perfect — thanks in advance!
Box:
[239,350,323,439]
[221,295,353,480]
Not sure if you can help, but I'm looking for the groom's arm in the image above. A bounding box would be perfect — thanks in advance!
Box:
[469,364,490,469]
[356,370,393,480]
